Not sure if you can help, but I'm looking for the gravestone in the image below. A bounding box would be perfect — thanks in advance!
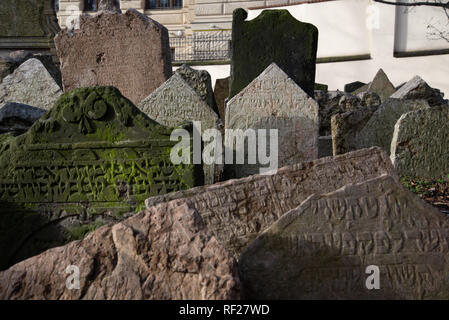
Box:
[391,105,449,179]
[0,102,46,135]
[146,147,397,257]
[318,135,333,158]
[0,86,200,270]
[230,9,318,99]
[214,76,230,121]
[0,199,240,300]
[390,75,446,106]
[353,69,395,102]
[239,175,449,299]
[345,81,366,93]
[138,73,220,184]
[54,9,172,105]
[355,99,430,154]
[225,63,319,179]
[175,64,218,115]
[0,58,62,110]
[314,83,328,92]
[0,0,60,59]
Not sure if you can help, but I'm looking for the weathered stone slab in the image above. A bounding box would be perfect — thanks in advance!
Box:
[344,81,366,93]
[391,76,446,106]
[0,0,60,54]
[175,64,218,115]
[315,90,381,136]
[230,9,318,99]
[225,63,319,179]
[214,76,230,121]
[331,104,379,156]
[138,73,220,185]
[355,99,430,154]
[0,86,200,270]
[0,199,240,300]
[314,83,328,92]
[353,69,395,102]
[54,9,172,105]
[318,135,332,158]
[391,105,449,179]
[239,175,449,299]
[146,147,397,258]
[0,102,46,135]
[0,58,62,110]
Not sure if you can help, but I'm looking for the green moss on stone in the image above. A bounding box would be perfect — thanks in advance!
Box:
[230,9,318,98]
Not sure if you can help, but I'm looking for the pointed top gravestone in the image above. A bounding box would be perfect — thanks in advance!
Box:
[54,9,172,105]
[138,73,220,185]
[353,69,395,102]
[0,86,200,270]
[226,62,319,179]
[230,9,318,99]
[175,64,218,115]
[0,58,62,110]
[239,174,449,299]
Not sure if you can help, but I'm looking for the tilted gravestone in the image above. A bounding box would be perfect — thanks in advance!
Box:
[0,86,201,270]
[54,9,172,105]
[175,64,218,115]
[230,9,318,99]
[214,76,230,121]
[146,147,397,257]
[0,58,62,110]
[344,81,366,93]
[353,69,395,102]
[355,99,430,154]
[0,199,240,300]
[0,102,46,136]
[390,75,446,107]
[225,63,319,179]
[0,0,60,58]
[138,73,220,185]
[391,105,449,179]
[239,175,449,299]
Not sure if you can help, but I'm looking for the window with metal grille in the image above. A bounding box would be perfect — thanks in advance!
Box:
[146,0,183,10]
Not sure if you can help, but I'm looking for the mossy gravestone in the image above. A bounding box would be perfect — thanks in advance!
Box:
[230,9,318,99]
[0,86,201,270]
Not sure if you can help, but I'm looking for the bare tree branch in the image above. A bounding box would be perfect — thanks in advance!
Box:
[373,0,449,9]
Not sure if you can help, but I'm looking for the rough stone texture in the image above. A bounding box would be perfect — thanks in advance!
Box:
[54,9,172,105]
[391,105,449,179]
[0,102,46,135]
[225,63,319,179]
[175,64,218,115]
[230,9,318,99]
[344,81,366,93]
[0,86,201,271]
[0,0,60,54]
[315,90,381,136]
[353,69,395,102]
[390,76,446,106]
[0,199,240,300]
[318,135,333,158]
[0,51,62,87]
[146,147,397,257]
[214,76,230,121]
[331,104,380,156]
[239,175,449,299]
[0,58,62,110]
[138,73,220,185]
[355,99,430,154]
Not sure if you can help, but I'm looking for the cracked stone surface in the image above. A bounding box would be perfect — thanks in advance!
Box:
[239,174,449,299]
[0,200,240,300]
